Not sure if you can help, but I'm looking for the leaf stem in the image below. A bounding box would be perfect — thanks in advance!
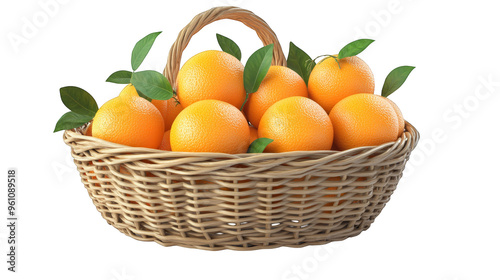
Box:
[313,54,340,69]
[240,93,249,111]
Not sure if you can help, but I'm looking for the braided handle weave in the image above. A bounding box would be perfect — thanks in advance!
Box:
[163,6,286,89]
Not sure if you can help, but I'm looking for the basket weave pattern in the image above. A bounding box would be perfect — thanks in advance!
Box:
[63,6,419,251]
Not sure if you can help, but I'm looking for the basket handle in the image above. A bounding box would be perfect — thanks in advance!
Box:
[163,6,286,89]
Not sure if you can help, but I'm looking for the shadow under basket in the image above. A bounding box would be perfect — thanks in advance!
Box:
[62,6,420,250]
[63,121,419,251]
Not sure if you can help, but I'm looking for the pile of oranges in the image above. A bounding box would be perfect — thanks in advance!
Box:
[87,46,409,154]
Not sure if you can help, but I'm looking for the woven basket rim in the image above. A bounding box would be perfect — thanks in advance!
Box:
[64,120,419,160]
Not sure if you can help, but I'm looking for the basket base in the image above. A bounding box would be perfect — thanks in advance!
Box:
[99,210,378,251]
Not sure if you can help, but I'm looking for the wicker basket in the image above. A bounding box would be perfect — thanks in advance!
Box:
[63,6,420,251]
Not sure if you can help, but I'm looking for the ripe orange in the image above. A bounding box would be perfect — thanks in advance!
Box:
[329,94,399,150]
[249,126,258,145]
[384,97,405,136]
[258,96,334,152]
[176,50,246,109]
[85,122,93,136]
[170,100,250,153]
[243,66,308,128]
[158,130,171,151]
[308,55,374,113]
[151,98,184,131]
[92,84,164,149]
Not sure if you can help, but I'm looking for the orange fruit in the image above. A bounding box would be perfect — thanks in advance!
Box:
[92,84,164,149]
[329,93,399,150]
[249,126,258,145]
[258,96,334,152]
[170,100,250,153]
[308,55,374,113]
[384,98,405,137]
[176,50,246,109]
[243,66,308,128]
[85,122,93,136]
[158,130,171,151]
[151,98,184,131]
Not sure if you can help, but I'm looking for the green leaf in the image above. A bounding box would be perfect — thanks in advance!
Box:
[337,39,375,60]
[131,31,162,71]
[54,112,93,132]
[287,42,315,86]
[106,70,133,84]
[136,89,152,102]
[60,86,98,117]
[216,33,242,61]
[130,70,173,100]
[381,66,415,97]
[247,138,273,153]
[244,44,274,94]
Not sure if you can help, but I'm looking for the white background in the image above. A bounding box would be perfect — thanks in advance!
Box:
[1,0,500,279]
